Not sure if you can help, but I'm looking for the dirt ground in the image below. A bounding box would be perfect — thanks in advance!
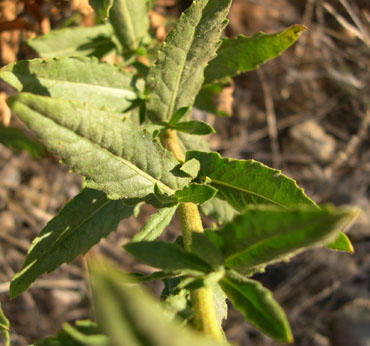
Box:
[0,1,369,345]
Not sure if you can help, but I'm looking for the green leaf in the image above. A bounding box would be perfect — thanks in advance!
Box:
[127,271,177,283]
[27,24,115,59]
[169,107,190,125]
[179,158,200,179]
[0,57,140,112]
[90,260,228,346]
[108,0,150,52]
[7,93,190,200]
[146,0,232,122]
[200,197,237,225]
[186,151,314,210]
[0,302,10,346]
[175,184,217,204]
[89,0,114,19]
[220,271,292,343]
[132,205,178,242]
[191,233,224,270]
[207,205,359,275]
[35,320,107,346]
[170,120,215,135]
[124,241,211,273]
[177,132,210,153]
[0,125,45,158]
[204,24,306,84]
[10,188,135,298]
[194,83,231,117]
[326,232,354,253]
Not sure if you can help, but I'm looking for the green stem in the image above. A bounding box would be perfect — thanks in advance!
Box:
[161,130,223,340]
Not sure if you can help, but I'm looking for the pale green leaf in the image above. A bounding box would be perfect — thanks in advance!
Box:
[200,197,237,225]
[220,271,292,343]
[0,125,45,158]
[27,24,114,59]
[177,132,210,153]
[124,241,211,273]
[204,25,306,84]
[146,0,232,122]
[108,0,150,52]
[206,205,359,275]
[175,183,217,204]
[89,0,114,19]
[0,302,10,346]
[90,260,228,346]
[179,158,200,179]
[170,120,215,135]
[10,188,135,298]
[132,205,178,242]
[7,93,190,200]
[0,57,140,112]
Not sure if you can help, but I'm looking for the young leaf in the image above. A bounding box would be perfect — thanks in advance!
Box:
[206,205,359,275]
[220,271,292,343]
[90,260,228,346]
[7,93,190,200]
[27,24,114,59]
[175,183,217,204]
[0,57,140,112]
[179,158,200,179]
[0,125,45,158]
[124,241,211,273]
[146,0,232,123]
[132,205,178,242]
[0,302,10,346]
[200,197,237,225]
[170,120,215,135]
[35,320,107,346]
[108,0,150,52]
[186,151,314,210]
[204,25,306,84]
[10,188,135,299]
[169,107,190,125]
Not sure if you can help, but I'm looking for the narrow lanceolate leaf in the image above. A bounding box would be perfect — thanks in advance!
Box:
[175,184,217,204]
[146,0,232,122]
[0,125,45,158]
[7,93,190,200]
[186,151,314,211]
[200,197,237,225]
[124,241,211,273]
[206,205,359,275]
[0,57,140,112]
[10,188,135,299]
[90,261,228,346]
[108,0,150,52]
[27,24,114,59]
[204,25,306,84]
[0,302,10,346]
[169,120,215,135]
[132,205,178,242]
[220,271,292,343]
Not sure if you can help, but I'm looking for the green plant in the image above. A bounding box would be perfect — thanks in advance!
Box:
[0,0,359,345]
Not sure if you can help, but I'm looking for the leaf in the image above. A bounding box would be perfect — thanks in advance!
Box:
[0,57,140,112]
[108,0,150,52]
[191,233,224,270]
[127,271,177,283]
[170,120,215,135]
[146,0,232,123]
[0,302,10,346]
[124,241,211,273]
[7,93,190,200]
[132,205,178,242]
[206,205,359,275]
[90,260,228,346]
[27,24,115,59]
[0,125,45,158]
[10,188,135,298]
[220,271,292,342]
[177,132,210,155]
[35,320,107,346]
[169,107,190,125]
[186,151,314,211]
[200,197,237,225]
[179,158,200,178]
[175,184,217,204]
[204,25,306,84]
[89,0,114,19]
[326,232,354,253]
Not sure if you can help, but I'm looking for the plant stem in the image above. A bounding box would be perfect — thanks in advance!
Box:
[160,129,223,340]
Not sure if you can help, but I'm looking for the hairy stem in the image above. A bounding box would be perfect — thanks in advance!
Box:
[161,130,223,340]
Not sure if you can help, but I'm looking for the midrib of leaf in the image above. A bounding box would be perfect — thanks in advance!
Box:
[9,74,137,98]
[222,276,281,333]
[212,179,286,208]
[224,216,332,264]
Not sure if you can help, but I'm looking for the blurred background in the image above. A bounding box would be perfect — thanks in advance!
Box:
[0,0,369,345]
